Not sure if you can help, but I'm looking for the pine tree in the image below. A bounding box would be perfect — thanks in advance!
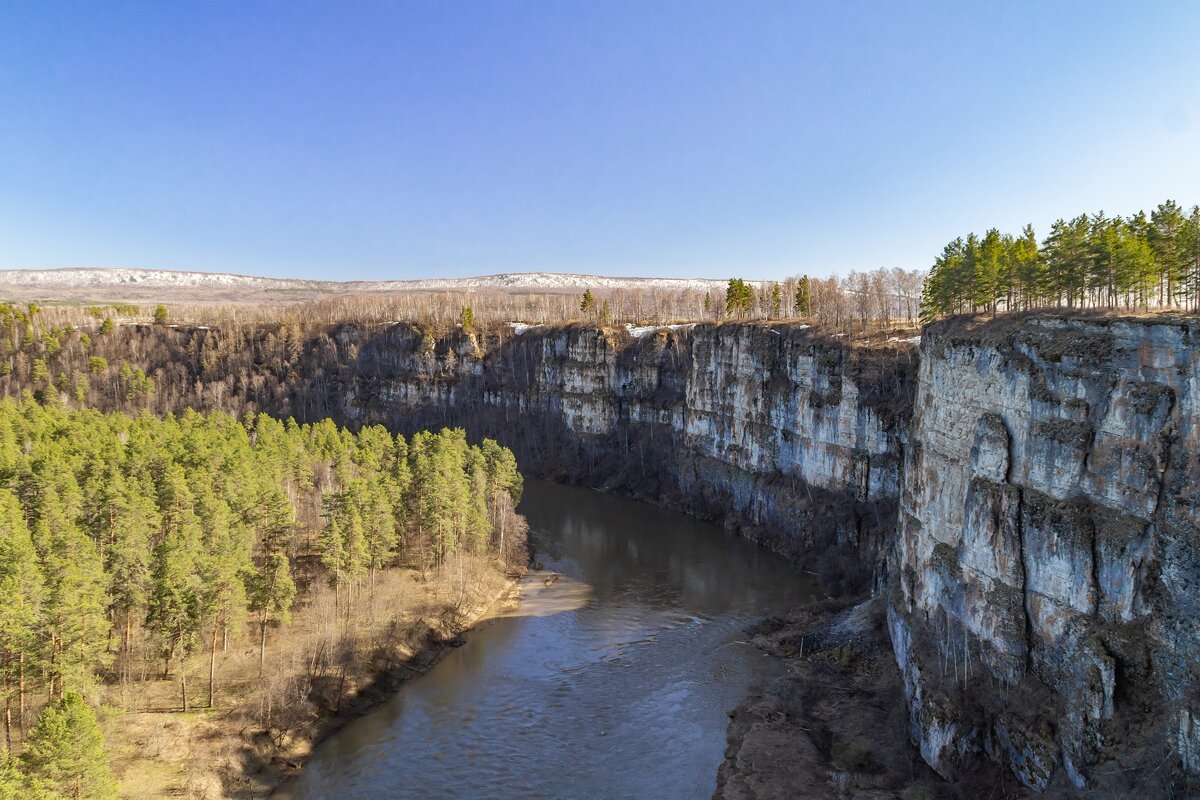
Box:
[794,276,811,316]
[361,479,398,610]
[146,465,203,709]
[247,552,295,673]
[0,490,43,750]
[1182,206,1200,310]
[464,449,492,553]
[1150,200,1188,306]
[918,199,1199,318]
[256,484,295,557]
[20,692,118,800]
[769,284,782,318]
[481,438,521,558]
[725,279,754,318]
[410,431,449,567]
[37,487,109,699]
[318,496,348,598]
[1009,224,1042,309]
[975,228,1004,313]
[580,289,595,315]
[105,475,157,668]
[921,238,968,319]
[0,756,55,800]
[1042,216,1091,307]
[195,488,249,708]
[1116,219,1156,307]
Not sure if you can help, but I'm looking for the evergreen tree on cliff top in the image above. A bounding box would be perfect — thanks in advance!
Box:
[726,279,753,318]
[795,276,811,316]
[919,198,1198,317]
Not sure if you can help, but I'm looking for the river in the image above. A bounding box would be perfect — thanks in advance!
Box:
[276,479,817,799]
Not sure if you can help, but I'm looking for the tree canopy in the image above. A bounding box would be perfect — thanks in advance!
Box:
[725,279,754,318]
[20,693,117,800]
[920,200,1200,319]
[0,393,524,787]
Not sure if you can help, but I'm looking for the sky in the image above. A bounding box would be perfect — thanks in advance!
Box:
[0,1,1197,282]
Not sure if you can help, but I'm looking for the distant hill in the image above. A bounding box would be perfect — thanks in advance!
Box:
[0,268,738,304]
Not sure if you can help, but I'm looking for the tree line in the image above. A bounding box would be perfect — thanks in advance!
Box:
[7,265,929,340]
[582,269,926,331]
[0,395,522,798]
[715,270,924,329]
[920,200,1200,318]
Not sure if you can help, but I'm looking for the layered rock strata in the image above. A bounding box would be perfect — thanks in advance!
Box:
[889,315,1200,794]
[342,322,915,592]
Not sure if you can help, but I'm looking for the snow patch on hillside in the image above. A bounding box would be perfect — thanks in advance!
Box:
[0,268,749,293]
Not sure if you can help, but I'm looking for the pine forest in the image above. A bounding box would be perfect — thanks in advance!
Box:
[0,397,524,797]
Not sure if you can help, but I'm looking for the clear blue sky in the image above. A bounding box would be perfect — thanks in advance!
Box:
[1,1,1197,281]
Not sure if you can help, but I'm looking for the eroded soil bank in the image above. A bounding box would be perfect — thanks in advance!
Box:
[105,560,524,800]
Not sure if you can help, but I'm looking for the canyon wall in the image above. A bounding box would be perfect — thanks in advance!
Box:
[888,315,1200,795]
[6,319,912,593]
[20,312,1199,792]
[340,322,915,593]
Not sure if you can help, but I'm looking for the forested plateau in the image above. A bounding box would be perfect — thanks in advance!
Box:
[0,311,527,799]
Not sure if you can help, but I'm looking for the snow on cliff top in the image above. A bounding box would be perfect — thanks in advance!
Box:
[0,268,744,293]
[625,322,697,337]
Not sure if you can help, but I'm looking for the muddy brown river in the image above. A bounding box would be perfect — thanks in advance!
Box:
[276,479,817,799]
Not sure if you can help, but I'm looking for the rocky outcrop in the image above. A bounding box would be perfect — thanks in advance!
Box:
[889,314,1200,795]
[342,322,916,593]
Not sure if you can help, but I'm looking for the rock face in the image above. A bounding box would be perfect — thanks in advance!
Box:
[62,312,1200,791]
[342,322,915,592]
[889,315,1200,794]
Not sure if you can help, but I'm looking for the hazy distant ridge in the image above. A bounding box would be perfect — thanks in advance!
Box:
[0,268,735,293]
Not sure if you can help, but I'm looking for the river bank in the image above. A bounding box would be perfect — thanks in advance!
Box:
[102,556,526,800]
[265,569,528,796]
[276,478,819,798]
[715,598,1029,800]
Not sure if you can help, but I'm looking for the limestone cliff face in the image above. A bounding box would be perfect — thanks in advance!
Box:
[23,311,1200,789]
[343,322,915,590]
[889,315,1200,793]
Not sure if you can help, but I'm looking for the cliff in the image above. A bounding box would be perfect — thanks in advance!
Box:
[0,319,912,595]
[14,311,1197,792]
[340,322,916,594]
[889,314,1200,795]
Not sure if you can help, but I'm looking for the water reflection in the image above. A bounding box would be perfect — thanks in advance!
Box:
[276,480,817,800]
